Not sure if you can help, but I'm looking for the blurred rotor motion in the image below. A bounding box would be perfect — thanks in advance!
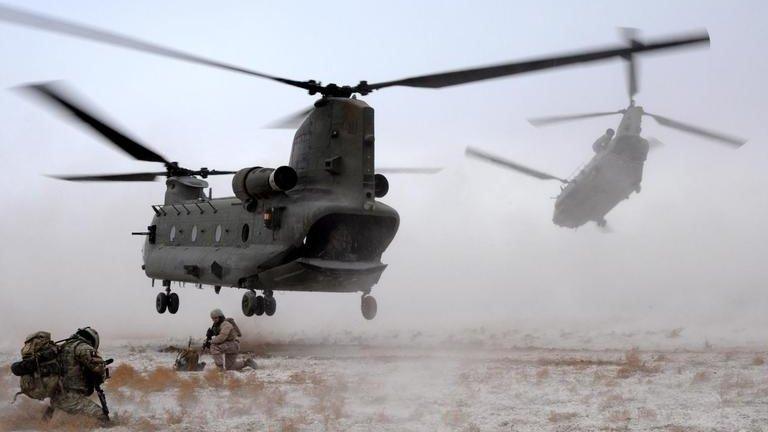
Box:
[0,3,710,102]
[528,28,746,148]
[465,147,566,183]
[263,106,314,129]
[466,28,745,230]
[0,4,718,183]
[20,82,235,181]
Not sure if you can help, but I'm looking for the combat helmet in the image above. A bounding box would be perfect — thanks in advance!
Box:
[75,327,100,350]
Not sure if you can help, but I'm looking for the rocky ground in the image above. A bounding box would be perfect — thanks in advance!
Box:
[0,329,766,431]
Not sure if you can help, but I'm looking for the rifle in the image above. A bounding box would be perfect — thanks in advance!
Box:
[96,358,114,421]
[202,327,214,351]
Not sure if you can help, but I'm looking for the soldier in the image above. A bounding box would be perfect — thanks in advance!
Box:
[205,309,257,371]
[47,327,108,423]
[592,128,615,153]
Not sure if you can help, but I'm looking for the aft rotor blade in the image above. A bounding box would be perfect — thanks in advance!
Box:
[49,172,165,182]
[365,31,709,91]
[644,112,746,148]
[0,4,312,92]
[529,111,621,127]
[620,27,640,100]
[377,167,443,174]
[646,136,664,150]
[465,147,567,183]
[264,106,314,129]
[20,82,170,163]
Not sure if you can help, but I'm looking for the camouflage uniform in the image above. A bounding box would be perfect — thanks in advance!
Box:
[210,319,247,370]
[207,309,256,371]
[49,336,106,420]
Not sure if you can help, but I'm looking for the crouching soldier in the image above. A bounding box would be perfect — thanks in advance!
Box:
[49,327,108,423]
[203,309,257,371]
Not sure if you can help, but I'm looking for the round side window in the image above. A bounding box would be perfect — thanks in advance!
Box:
[191,225,198,242]
[241,224,250,242]
[170,225,176,242]
[215,225,222,242]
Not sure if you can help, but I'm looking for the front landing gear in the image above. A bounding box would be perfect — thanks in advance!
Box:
[156,288,180,314]
[242,291,276,317]
[361,295,377,320]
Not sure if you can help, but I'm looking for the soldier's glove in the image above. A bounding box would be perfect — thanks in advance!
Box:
[202,341,211,351]
[205,328,214,339]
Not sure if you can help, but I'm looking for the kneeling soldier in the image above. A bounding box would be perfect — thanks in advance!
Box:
[204,309,256,371]
[50,327,108,423]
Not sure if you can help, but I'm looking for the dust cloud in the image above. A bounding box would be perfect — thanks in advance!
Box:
[0,0,767,429]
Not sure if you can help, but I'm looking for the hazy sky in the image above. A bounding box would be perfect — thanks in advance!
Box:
[0,0,766,348]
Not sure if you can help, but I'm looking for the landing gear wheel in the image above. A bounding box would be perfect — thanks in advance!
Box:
[361,295,377,320]
[167,292,180,314]
[264,296,277,316]
[242,291,257,317]
[156,292,168,314]
[253,295,266,316]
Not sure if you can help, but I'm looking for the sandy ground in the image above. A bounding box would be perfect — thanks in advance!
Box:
[1,330,766,431]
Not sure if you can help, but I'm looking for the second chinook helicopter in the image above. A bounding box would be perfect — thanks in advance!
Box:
[2,5,713,318]
[467,30,746,229]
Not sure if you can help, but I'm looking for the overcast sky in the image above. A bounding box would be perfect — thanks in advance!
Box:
[0,0,766,349]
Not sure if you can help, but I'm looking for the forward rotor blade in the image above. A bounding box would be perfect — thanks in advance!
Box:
[528,111,621,127]
[19,82,169,163]
[365,31,709,91]
[376,167,443,174]
[465,147,567,183]
[49,172,165,182]
[200,170,237,176]
[644,112,746,148]
[264,106,314,129]
[0,4,312,92]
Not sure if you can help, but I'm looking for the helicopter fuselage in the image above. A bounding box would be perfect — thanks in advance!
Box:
[553,107,649,228]
[142,98,400,296]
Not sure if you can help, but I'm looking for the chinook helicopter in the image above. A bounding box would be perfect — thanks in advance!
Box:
[1,5,713,319]
[467,29,746,229]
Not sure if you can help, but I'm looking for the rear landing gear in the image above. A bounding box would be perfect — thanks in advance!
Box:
[242,290,276,317]
[264,295,277,316]
[156,289,180,314]
[361,295,377,320]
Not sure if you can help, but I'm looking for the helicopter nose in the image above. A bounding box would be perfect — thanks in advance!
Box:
[553,208,579,229]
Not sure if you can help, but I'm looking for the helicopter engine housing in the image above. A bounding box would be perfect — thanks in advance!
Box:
[232,166,298,201]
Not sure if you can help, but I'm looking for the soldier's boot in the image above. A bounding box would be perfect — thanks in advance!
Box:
[245,357,258,370]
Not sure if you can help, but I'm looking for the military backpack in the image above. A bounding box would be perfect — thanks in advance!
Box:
[10,331,62,401]
[225,318,242,337]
